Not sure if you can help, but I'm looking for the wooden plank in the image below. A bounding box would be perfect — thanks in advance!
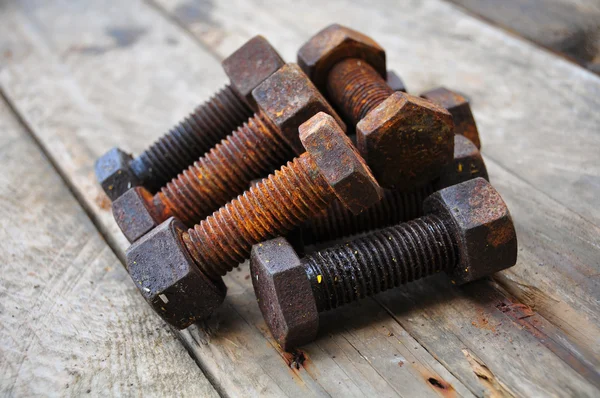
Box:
[0,98,218,396]
[151,0,600,394]
[445,0,600,74]
[0,0,474,396]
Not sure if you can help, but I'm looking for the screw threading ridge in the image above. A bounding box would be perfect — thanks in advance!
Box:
[306,184,435,244]
[326,58,393,125]
[152,112,295,226]
[304,215,458,312]
[182,154,336,280]
[132,85,253,191]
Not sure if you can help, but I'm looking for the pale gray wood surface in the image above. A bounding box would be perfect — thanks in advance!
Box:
[1,0,599,396]
[0,98,218,396]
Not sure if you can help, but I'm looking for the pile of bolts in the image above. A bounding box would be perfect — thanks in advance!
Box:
[96,24,517,351]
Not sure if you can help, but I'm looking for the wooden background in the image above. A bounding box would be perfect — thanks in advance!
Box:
[1,0,599,396]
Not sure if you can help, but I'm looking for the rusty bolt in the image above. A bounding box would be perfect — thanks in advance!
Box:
[251,178,517,350]
[113,64,345,243]
[126,113,381,328]
[298,24,454,189]
[421,87,481,149]
[304,135,488,244]
[95,36,284,201]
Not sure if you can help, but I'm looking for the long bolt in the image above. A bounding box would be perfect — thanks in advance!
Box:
[149,111,295,226]
[304,214,457,311]
[182,153,335,280]
[131,86,252,192]
[326,58,393,125]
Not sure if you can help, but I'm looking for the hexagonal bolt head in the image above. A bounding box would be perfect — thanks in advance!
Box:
[112,187,166,242]
[425,177,518,285]
[95,147,140,201]
[356,91,454,190]
[252,63,346,153]
[386,70,407,92]
[299,112,382,214]
[297,24,386,91]
[222,35,285,107]
[421,87,481,149]
[436,135,489,190]
[127,217,227,329]
[250,237,319,351]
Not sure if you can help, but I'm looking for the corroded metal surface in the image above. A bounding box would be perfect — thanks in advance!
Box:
[222,35,286,106]
[251,178,517,350]
[425,178,518,284]
[421,87,481,149]
[181,113,379,282]
[126,217,227,329]
[113,65,342,242]
[304,136,487,244]
[327,58,393,125]
[96,36,284,200]
[357,92,454,189]
[298,112,381,215]
[251,238,319,351]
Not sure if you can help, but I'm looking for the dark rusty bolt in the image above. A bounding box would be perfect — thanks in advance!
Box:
[421,87,481,149]
[95,36,284,201]
[304,135,489,244]
[251,177,518,350]
[113,64,345,243]
[298,24,454,189]
[126,113,382,328]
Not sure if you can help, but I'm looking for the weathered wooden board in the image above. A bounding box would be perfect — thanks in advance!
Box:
[447,0,600,74]
[0,98,218,396]
[1,0,599,396]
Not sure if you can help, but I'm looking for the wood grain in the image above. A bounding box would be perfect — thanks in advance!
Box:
[0,98,218,396]
[446,0,600,74]
[1,0,599,396]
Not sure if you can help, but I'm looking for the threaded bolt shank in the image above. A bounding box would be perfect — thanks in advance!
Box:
[182,154,336,280]
[150,112,295,226]
[304,214,458,312]
[131,85,253,192]
[326,58,393,125]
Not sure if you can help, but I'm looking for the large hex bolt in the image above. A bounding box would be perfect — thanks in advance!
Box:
[298,24,454,189]
[251,178,518,350]
[95,36,284,201]
[113,64,345,243]
[304,135,488,244]
[421,87,481,149]
[126,113,381,328]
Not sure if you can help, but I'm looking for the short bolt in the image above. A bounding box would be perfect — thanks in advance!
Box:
[126,113,382,328]
[113,64,345,242]
[95,36,284,201]
[251,178,518,350]
[303,135,488,245]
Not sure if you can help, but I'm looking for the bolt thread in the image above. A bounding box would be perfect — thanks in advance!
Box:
[183,154,336,280]
[304,214,458,312]
[326,58,393,125]
[306,184,434,244]
[133,85,253,192]
[153,112,295,226]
